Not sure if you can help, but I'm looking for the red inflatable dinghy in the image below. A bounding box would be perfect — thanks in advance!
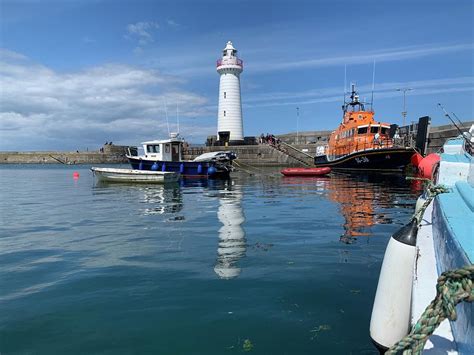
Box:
[281,167,331,176]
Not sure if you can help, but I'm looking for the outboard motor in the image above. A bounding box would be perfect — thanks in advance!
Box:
[369,218,418,351]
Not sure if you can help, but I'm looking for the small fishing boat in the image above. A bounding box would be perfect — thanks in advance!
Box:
[126,133,236,178]
[369,125,474,353]
[91,167,180,183]
[314,84,418,171]
[281,167,331,176]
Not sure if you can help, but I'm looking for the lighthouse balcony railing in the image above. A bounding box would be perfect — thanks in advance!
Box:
[216,58,243,68]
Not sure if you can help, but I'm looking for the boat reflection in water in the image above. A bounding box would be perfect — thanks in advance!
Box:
[330,174,421,244]
[212,180,247,279]
[282,173,420,245]
[94,180,183,215]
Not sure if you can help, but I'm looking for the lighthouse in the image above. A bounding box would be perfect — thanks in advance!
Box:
[216,41,244,144]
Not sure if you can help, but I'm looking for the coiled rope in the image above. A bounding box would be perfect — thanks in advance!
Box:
[386,264,474,355]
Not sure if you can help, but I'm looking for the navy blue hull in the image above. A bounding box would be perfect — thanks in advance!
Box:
[128,157,231,178]
[314,148,415,171]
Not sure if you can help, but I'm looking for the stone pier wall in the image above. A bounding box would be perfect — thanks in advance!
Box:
[1,122,471,166]
[0,151,127,164]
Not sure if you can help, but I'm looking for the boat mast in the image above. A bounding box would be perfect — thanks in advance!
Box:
[371,60,376,111]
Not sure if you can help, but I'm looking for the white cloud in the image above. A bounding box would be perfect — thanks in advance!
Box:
[0,49,215,150]
[166,19,180,27]
[243,76,474,108]
[126,21,160,46]
[246,43,474,73]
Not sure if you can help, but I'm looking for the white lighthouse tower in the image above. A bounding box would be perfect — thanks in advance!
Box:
[216,41,244,144]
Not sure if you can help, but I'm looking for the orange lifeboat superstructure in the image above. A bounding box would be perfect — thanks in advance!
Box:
[314,84,415,171]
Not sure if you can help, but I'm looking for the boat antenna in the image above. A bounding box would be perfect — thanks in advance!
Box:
[163,97,170,136]
[176,100,180,135]
[452,111,465,128]
[438,103,473,149]
[371,60,376,111]
[343,64,347,104]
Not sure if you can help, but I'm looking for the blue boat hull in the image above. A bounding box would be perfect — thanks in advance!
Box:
[127,157,231,178]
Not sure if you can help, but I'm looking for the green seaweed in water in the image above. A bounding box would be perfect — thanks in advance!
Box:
[243,339,253,352]
[310,324,331,340]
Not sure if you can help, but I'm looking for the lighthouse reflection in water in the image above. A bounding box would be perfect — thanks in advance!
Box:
[214,182,246,279]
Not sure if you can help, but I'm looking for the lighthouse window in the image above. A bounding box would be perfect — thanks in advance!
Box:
[224,92,226,98]
[223,110,226,116]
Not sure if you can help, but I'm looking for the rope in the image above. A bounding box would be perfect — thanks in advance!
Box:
[406,177,450,223]
[233,160,280,179]
[386,265,474,355]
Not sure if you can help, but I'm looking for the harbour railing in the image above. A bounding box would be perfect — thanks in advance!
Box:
[333,137,413,157]
[269,141,313,167]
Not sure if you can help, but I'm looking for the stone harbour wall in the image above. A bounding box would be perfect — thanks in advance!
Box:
[0,151,128,164]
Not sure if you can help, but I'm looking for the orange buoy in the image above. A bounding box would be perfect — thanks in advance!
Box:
[410,152,423,168]
[73,171,80,179]
[417,153,440,179]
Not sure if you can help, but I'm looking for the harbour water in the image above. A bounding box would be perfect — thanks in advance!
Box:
[0,165,422,354]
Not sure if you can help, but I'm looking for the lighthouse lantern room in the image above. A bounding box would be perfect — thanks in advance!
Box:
[216,41,244,144]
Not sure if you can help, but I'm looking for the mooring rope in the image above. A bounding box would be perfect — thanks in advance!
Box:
[386,264,474,355]
[406,177,450,223]
[233,160,280,179]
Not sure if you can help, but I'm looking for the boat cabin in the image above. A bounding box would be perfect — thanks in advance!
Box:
[327,84,394,159]
[141,133,183,162]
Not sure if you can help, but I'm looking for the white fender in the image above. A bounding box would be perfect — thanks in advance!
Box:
[370,220,418,350]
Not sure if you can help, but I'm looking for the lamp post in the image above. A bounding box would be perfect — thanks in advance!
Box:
[396,88,413,126]
[296,107,300,145]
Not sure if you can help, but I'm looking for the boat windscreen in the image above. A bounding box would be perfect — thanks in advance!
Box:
[357,127,368,134]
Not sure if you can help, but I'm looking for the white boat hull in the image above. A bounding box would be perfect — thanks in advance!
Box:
[91,167,179,183]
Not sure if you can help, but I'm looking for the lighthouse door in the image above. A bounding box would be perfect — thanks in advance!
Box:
[218,131,230,146]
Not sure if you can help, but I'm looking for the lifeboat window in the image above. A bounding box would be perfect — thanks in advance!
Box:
[381,127,388,135]
[358,114,363,120]
[370,126,379,134]
[357,127,368,134]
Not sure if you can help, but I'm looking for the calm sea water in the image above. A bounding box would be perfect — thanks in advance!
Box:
[0,165,422,354]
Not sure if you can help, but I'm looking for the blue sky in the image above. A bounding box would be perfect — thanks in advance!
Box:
[1,0,473,150]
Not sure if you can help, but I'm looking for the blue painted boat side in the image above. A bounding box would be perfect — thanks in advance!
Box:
[127,158,229,178]
[445,138,465,146]
[433,189,474,354]
[440,152,471,163]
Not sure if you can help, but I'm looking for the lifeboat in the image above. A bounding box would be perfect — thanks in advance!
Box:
[314,84,416,171]
[281,167,331,176]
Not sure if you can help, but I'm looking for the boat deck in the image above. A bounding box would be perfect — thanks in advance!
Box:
[413,201,458,354]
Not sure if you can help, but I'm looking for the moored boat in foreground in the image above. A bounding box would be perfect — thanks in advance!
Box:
[91,167,180,184]
[314,84,417,171]
[369,125,474,353]
[126,133,236,178]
